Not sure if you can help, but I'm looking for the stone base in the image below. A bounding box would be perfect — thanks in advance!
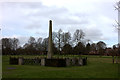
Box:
[18,57,24,65]
[41,58,45,66]
[45,58,66,67]
[44,57,87,67]
[9,57,87,67]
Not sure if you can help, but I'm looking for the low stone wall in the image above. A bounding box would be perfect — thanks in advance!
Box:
[9,57,41,65]
[65,57,87,66]
[23,58,41,65]
[45,58,66,67]
[9,57,18,65]
[9,57,87,67]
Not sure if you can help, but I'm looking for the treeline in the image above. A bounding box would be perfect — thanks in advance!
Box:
[1,29,120,56]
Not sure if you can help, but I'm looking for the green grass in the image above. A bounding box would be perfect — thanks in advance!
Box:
[2,55,119,78]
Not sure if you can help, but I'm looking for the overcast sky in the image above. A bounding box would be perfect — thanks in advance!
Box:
[0,0,119,47]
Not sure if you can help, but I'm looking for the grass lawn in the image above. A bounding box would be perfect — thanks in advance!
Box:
[2,55,119,78]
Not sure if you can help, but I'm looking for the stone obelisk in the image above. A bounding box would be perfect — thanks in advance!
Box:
[47,20,53,59]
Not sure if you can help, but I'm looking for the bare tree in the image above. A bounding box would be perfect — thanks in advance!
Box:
[28,36,36,44]
[96,41,106,56]
[2,38,12,55]
[23,43,29,49]
[36,37,42,51]
[114,1,120,63]
[42,38,48,53]
[27,36,36,50]
[2,38,12,49]
[91,43,97,51]
[56,29,63,53]
[52,32,57,45]
[90,43,97,54]
[62,32,71,46]
[2,38,19,55]
[12,38,19,50]
[73,29,85,45]
[37,37,42,44]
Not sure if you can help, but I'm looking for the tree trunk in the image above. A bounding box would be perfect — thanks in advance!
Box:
[112,56,114,64]
[115,56,118,64]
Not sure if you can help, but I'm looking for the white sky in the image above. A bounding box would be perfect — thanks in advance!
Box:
[0,0,119,47]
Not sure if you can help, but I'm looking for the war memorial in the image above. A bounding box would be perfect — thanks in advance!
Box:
[9,20,87,67]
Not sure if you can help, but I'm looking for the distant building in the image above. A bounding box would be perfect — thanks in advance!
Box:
[104,48,112,56]
[105,48,119,56]
[89,50,99,55]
